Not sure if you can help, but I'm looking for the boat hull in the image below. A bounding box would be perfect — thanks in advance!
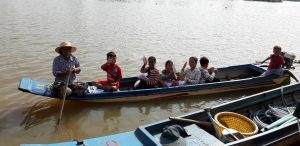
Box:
[18,64,291,102]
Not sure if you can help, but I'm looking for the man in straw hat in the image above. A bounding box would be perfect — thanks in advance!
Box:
[52,41,81,97]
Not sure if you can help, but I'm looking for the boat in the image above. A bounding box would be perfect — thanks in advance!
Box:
[245,0,283,2]
[18,64,290,102]
[21,83,300,146]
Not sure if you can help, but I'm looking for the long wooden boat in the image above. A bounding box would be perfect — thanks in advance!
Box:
[21,83,300,146]
[18,64,290,102]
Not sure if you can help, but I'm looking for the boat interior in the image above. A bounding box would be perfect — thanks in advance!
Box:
[118,65,264,91]
[136,84,300,146]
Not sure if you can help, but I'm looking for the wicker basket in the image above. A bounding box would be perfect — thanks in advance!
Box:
[214,112,258,137]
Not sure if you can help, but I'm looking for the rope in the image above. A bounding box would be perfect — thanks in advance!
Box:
[250,110,274,129]
[250,106,296,130]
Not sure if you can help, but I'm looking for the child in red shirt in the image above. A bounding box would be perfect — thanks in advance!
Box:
[261,46,298,82]
[92,52,123,91]
[261,45,285,76]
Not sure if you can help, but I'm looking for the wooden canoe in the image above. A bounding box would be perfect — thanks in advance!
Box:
[18,64,290,102]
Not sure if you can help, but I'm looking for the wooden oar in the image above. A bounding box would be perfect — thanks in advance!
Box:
[204,108,224,138]
[293,102,300,134]
[204,108,243,142]
[169,117,212,127]
[57,67,72,126]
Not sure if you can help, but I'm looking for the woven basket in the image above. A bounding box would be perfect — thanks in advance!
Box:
[214,112,258,137]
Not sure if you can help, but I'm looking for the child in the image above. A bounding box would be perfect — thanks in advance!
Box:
[92,51,122,91]
[261,46,298,82]
[180,56,201,85]
[135,56,160,89]
[261,46,285,77]
[160,60,179,87]
[199,56,220,83]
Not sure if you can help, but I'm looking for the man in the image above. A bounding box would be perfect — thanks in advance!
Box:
[52,41,81,97]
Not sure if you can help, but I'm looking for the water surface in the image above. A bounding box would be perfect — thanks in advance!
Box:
[0,0,300,145]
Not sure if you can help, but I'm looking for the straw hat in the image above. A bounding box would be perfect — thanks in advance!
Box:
[55,41,77,53]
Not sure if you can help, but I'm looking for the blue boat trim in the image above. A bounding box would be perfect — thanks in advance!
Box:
[21,131,143,146]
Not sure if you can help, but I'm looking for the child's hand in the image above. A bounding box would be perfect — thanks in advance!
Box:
[255,61,262,65]
[143,56,147,65]
[107,58,113,64]
[111,82,118,86]
[172,80,179,86]
[208,67,214,73]
[185,79,191,83]
[213,68,218,73]
[209,67,218,73]
[182,62,187,70]
[168,72,175,79]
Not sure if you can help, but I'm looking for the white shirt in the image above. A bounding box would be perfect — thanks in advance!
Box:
[180,67,201,84]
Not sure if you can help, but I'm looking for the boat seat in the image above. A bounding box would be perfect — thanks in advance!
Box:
[154,124,225,146]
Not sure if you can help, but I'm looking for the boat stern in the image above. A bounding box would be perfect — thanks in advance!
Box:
[18,78,51,96]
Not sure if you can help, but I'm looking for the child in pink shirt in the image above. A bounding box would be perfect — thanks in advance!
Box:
[261,46,298,82]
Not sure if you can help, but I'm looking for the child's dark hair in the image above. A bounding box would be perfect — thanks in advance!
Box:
[189,56,198,63]
[200,57,209,66]
[165,60,173,67]
[273,45,281,51]
[148,56,156,63]
[107,51,116,60]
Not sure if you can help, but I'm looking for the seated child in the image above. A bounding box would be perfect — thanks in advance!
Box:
[261,46,285,77]
[135,56,160,89]
[92,51,122,91]
[160,60,179,87]
[180,56,201,85]
[199,56,220,83]
[261,45,298,82]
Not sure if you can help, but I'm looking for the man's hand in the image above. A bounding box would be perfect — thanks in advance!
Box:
[71,67,80,73]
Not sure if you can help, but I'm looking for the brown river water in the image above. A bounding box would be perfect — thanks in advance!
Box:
[0,0,300,145]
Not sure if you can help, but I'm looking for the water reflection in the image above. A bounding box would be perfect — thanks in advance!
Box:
[20,99,61,130]
[138,106,151,115]
[102,105,122,134]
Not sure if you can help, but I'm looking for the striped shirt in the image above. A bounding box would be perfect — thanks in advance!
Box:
[145,67,160,86]
[199,66,215,83]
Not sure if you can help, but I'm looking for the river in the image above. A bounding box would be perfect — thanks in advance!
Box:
[0,0,300,145]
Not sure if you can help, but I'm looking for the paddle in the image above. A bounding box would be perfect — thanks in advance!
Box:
[56,66,73,126]
[281,86,288,106]
[293,102,300,134]
[204,108,243,142]
[169,117,212,128]
[283,70,299,83]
